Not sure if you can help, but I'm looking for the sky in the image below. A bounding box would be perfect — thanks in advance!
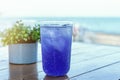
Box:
[0,0,120,17]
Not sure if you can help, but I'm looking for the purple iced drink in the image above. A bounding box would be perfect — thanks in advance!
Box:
[40,21,72,76]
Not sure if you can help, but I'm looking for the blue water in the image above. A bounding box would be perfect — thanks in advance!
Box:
[40,23,72,76]
[0,17,120,34]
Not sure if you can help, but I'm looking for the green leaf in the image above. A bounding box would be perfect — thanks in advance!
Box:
[23,38,27,41]
[1,20,40,46]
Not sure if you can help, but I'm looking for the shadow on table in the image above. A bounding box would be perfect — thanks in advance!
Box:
[9,63,38,80]
[44,75,69,80]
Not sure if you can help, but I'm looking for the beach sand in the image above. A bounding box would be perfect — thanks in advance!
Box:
[83,31,120,46]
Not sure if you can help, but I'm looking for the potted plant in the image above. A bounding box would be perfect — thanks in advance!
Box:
[1,20,40,64]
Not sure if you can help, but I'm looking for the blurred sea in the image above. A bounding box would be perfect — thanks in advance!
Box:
[0,17,120,34]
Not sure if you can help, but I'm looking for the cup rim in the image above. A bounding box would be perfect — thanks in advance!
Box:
[39,21,73,27]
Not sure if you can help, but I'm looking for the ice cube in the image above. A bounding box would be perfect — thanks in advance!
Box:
[53,37,66,52]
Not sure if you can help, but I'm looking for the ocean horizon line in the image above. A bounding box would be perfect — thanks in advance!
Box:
[0,17,120,35]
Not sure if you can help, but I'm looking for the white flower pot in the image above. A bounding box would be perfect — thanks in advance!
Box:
[9,43,37,64]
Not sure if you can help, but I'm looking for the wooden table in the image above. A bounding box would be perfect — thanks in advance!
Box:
[0,42,120,80]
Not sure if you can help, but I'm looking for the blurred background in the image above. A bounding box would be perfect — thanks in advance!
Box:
[1,17,120,47]
[0,0,120,46]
